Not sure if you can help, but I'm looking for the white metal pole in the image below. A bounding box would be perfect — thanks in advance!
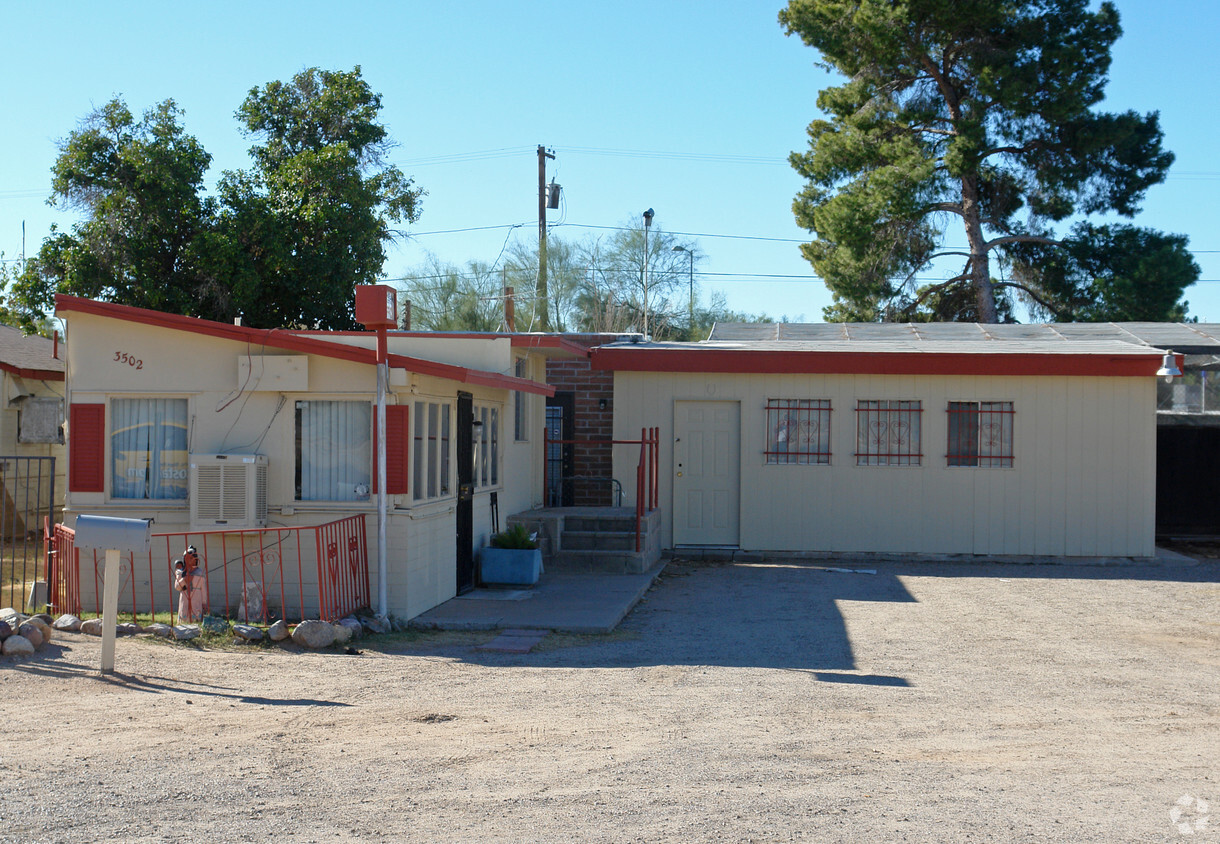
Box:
[376,358,388,619]
[100,549,119,674]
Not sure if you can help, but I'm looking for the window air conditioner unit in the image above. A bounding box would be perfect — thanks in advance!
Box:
[189,454,268,529]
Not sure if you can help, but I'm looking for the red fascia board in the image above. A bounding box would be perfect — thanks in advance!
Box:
[589,347,1168,378]
[301,329,588,357]
[55,295,554,394]
[509,335,590,357]
[0,361,64,381]
[384,352,553,396]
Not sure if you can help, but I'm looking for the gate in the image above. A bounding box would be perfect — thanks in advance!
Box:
[0,456,57,612]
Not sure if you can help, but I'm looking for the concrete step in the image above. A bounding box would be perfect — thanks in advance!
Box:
[564,515,640,533]
[548,549,654,574]
[561,530,639,552]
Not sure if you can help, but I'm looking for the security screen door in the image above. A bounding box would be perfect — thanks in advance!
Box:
[673,400,740,546]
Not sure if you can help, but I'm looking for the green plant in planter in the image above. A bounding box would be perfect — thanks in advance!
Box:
[490,524,538,550]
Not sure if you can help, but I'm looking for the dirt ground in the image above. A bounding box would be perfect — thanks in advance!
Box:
[2,556,1217,843]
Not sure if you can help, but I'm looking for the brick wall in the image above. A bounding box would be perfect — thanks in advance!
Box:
[545,334,622,506]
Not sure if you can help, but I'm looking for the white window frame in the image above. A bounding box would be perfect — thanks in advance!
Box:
[295,399,373,502]
[513,357,530,442]
[109,396,190,502]
[474,401,501,490]
[412,399,452,503]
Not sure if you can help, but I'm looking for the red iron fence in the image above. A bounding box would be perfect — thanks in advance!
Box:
[45,515,369,625]
[544,426,660,552]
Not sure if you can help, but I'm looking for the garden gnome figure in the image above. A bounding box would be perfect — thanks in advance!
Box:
[173,545,207,622]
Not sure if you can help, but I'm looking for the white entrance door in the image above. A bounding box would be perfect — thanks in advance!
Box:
[673,401,740,546]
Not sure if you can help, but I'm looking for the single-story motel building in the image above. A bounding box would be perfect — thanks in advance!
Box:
[55,294,581,621]
[56,295,1184,622]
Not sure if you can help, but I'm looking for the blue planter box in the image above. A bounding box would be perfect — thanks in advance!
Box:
[479,547,542,586]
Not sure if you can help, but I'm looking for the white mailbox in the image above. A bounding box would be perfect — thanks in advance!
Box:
[74,515,152,674]
[74,515,152,555]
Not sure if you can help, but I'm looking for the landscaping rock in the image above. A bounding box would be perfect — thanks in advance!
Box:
[2,634,34,657]
[331,623,353,645]
[53,614,81,632]
[17,623,42,649]
[267,620,290,642]
[0,607,19,625]
[116,622,142,636]
[232,624,264,642]
[24,617,52,643]
[80,618,103,636]
[145,623,173,638]
[0,620,10,640]
[33,613,53,625]
[337,617,363,639]
[201,616,229,635]
[172,625,201,641]
[361,615,391,635]
[291,620,335,649]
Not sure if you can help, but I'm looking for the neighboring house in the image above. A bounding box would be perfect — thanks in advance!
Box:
[592,329,1173,559]
[708,322,1220,539]
[0,324,66,535]
[55,294,586,620]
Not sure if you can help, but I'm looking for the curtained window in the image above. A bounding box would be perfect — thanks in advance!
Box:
[110,398,189,500]
[295,400,372,501]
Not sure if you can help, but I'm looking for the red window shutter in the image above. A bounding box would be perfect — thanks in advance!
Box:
[373,405,410,495]
[69,403,106,493]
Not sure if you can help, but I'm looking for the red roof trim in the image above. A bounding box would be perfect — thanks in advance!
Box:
[55,295,553,396]
[590,347,1167,378]
[0,361,65,381]
[508,335,590,357]
[299,329,589,355]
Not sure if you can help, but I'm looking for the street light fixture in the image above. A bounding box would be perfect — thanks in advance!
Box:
[642,209,654,338]
[672,245,694,337]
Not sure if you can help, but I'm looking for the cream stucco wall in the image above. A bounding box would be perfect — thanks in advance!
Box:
[612,370,1156,558]
[0,371,66,528]
[63,311,550,619]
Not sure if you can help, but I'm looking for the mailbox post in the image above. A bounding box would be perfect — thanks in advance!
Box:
[74,515,152,674]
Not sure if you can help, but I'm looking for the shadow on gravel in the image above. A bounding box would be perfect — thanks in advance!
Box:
[9,657,351,707]
[92,671,353,707]
[460,561,917,684]
[880,556,1220,584]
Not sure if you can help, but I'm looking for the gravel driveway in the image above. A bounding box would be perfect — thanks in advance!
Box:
[2,556,1217,843]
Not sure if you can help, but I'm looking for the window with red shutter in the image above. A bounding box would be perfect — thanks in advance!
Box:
[69,403,106,492]
[374,405,409,495]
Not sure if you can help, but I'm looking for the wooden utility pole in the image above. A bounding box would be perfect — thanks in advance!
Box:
[537,145,555,331]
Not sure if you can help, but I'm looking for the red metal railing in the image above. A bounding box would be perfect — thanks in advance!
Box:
[46,515,369,625]
[544,426,660,552]
[46,518,81,617]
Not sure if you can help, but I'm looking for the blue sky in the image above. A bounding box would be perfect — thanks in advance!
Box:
[2,1,1217,324]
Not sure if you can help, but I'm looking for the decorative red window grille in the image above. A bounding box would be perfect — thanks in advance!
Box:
[765,399,832,464]
[947,401,1014,467]
[855,400,922,466]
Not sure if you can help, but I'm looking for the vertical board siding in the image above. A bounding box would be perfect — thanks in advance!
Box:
[614,371,1155,557]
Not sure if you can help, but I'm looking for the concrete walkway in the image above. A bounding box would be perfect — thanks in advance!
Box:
[408,563,665,634]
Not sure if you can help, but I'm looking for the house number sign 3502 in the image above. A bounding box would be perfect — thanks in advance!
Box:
[113,351,144,369]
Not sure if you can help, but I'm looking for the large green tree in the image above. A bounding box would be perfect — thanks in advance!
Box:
[780,0,1198,323]
[11,99,223,326]
[13,67,422,330]
[220,66,424,328]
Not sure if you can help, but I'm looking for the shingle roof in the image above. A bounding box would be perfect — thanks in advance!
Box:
[708,321,1220,352]
[0,324,64,378]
